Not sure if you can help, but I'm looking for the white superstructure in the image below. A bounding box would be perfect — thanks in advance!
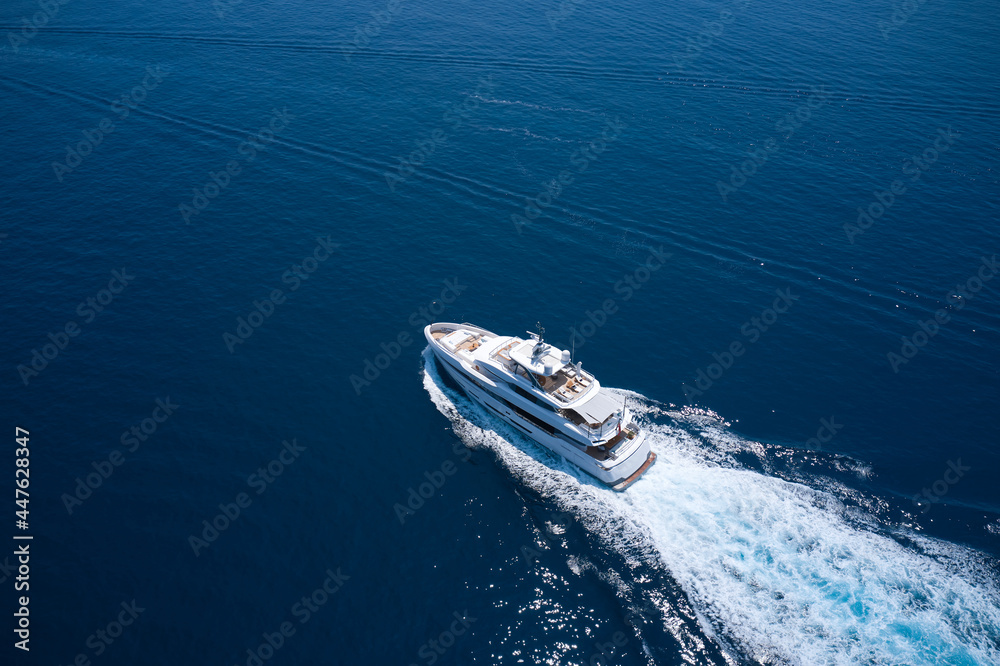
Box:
[425,322,656,490]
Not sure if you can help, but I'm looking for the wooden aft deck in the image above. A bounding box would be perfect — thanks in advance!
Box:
[610,452,657,492]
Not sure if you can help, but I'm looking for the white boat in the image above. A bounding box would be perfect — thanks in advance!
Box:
[425,322,656,490]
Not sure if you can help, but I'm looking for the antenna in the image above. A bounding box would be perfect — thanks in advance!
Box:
[532,321,547,359]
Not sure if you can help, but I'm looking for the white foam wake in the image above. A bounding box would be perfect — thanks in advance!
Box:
[421,350,1000,665]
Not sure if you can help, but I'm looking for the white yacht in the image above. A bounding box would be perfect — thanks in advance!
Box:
[425,322,656,490]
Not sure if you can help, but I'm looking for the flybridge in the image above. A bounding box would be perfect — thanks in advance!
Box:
[507,338,570,377]
[487,335,595,405]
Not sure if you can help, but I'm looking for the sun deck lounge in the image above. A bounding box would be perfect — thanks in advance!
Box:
[435,328,493,355]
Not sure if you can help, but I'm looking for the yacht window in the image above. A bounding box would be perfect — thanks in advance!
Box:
[499,397,555,435]
[513,385,555,411]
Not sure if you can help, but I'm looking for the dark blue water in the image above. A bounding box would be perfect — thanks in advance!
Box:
[3,0,999,663]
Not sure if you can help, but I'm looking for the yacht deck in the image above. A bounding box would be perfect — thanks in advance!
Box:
[431,326,593,403]
[431,327,495,354]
